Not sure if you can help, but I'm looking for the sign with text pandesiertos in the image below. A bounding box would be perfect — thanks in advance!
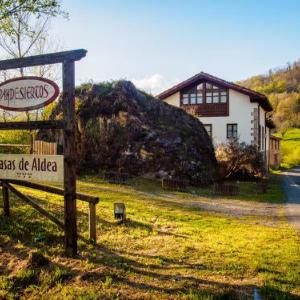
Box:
[0,76,59,111]
[0,154,64,183]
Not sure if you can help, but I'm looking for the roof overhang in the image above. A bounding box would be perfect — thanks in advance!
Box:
[157,72,273,112]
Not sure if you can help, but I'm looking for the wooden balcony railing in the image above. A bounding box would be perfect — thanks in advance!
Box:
[181,103,229,117]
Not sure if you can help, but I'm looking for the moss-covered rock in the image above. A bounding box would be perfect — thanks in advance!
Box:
[42,80,218,185]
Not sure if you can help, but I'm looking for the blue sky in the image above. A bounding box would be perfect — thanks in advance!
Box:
[51,0,300,93]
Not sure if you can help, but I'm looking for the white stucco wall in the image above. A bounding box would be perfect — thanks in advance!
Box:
[164,92,180,106]
[199,90,256,145]
[162,89,266,146]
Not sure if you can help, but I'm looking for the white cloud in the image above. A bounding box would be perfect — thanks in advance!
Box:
[132,74,173,95]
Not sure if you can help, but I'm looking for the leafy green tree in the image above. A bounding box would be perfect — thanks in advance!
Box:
[0,0,65,24]
[239,60,300,131]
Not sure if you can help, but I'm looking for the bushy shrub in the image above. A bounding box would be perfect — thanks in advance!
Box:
[216,140,265,180]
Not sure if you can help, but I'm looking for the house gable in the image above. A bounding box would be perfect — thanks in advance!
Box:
[157,72,273,157]
[157,72,272,112]
[178,79,229,117]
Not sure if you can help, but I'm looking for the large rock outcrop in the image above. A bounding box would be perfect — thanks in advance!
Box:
[43,81,218,185]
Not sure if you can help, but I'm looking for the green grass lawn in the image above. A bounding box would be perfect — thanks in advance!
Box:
[275,128,300,169]
[0,177,299,299]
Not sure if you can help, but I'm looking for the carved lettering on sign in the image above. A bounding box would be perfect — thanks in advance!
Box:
[0,76,59,111]
[0,154,63,182]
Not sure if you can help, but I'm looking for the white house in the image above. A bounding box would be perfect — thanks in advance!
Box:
[157,72,275,168]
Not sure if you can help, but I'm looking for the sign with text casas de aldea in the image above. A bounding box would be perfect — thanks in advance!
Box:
[0,76,59,111]
[0,154,64,183]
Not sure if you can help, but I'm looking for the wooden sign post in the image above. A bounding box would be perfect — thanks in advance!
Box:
[62,60,77,256]
[0,49,87,256]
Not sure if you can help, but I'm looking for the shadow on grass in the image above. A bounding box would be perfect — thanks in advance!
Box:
[0,214,298,300]
[96,218,188,239]
[1,233,298,299]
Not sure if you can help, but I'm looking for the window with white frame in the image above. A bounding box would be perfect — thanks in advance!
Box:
[181,81,228,105]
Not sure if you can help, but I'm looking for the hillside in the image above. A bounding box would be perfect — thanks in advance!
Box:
[275,128,300,168]
[238,61,300,133]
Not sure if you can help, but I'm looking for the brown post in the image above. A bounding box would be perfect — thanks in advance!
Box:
[2,182,9,217]
[89,203,96,243]
[63,60,77,256]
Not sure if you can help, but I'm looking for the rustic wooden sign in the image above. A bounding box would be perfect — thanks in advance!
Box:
[0,49,87,256]
[0,154,64,183]
[0,76,59,111]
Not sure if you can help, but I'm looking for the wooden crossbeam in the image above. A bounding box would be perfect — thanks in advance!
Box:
[1,179,98,242]
[0,49,87,70]
[2,181,64,230]
[6,179,99,204]
[0,143,31,147]
[0,120,64,130]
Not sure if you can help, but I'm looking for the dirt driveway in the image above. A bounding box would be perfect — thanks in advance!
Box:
[161,193,282,227]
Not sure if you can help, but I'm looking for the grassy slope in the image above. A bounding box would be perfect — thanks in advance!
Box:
[0,130,31,154]
[274,128,300,168]
[0,177,299,299]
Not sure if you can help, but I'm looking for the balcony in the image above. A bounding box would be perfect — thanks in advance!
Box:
[181,103,229,117]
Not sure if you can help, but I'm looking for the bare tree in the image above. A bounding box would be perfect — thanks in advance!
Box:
[0,9,64,148]
[216,140,265,179]
[0,11,56,72]
[0,10,62,92]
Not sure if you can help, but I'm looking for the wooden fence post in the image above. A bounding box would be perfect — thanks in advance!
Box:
[3,181,64,229]
[63,60,77,257]
[2,182,9,217]
[89,202,96,243]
